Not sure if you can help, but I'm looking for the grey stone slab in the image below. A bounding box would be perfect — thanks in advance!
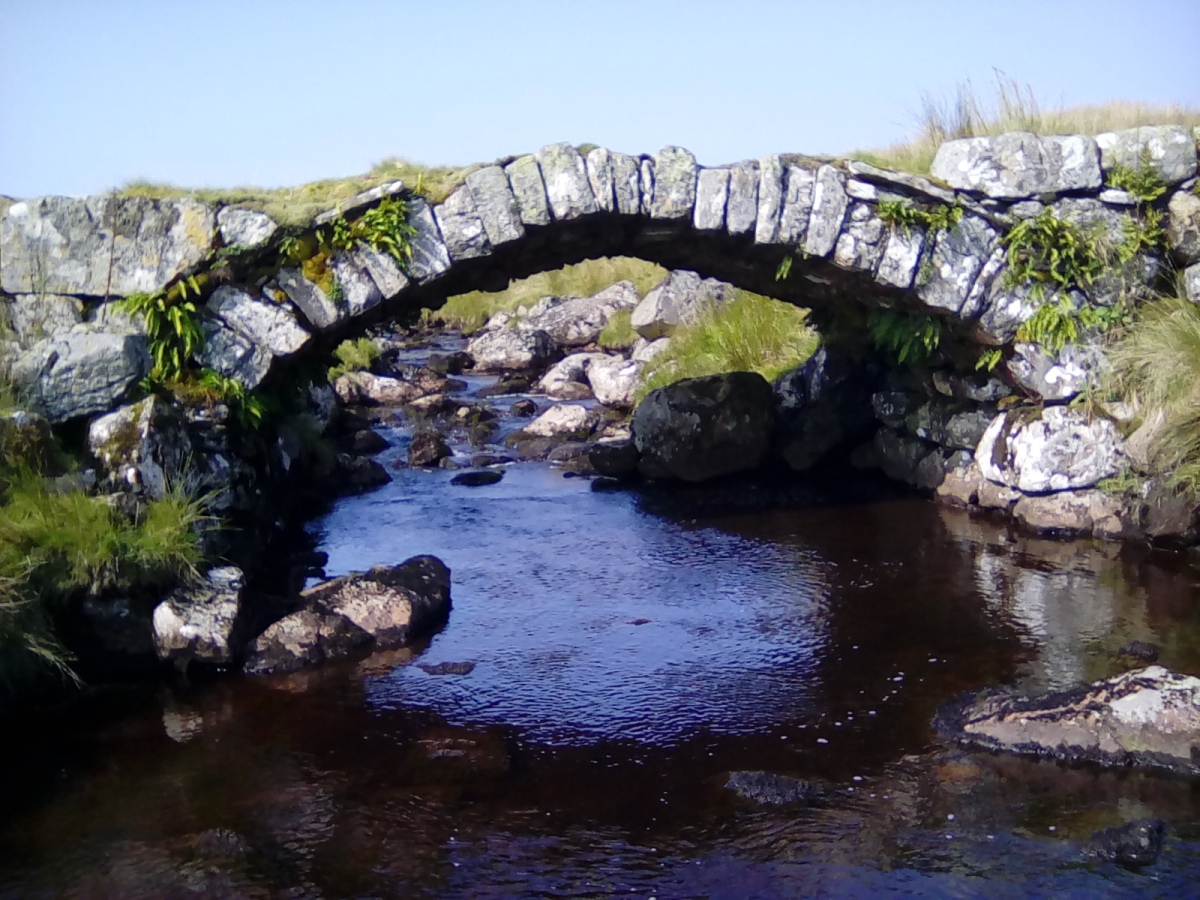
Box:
[434,187,492,262]
[875,225,926,289]
[846,160,958,204]
[277,268,341,331]
[778,166,817,245]
[930,132,1102,198]
[466,165,524,246]
[693,167,729,231]
[5,292,83,345]
[585,148,617,213]
[725,160,759,236]
[754,155,784,244]
[1,195,214,297]
[331,254,383,318]
[314,180,405,226]
[1096,125,1197,185]
[649,146,697,220]
[404,198,452,282]
[198,321,273,390]
[916,214,998,314]
[504,155,552,227]
[803,165,849,258]
[350,241,410,299]
[832,202,885,272]
[959,246,1007,320]
[207,284,311,356]
[216,207,277,247]
[845,179,878,201]
[611,152,641,215]
[536,143,598,220]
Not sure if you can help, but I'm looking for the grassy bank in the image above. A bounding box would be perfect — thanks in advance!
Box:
[637,290,819,399]
[856,74,1200,175]
[432,257,668,333]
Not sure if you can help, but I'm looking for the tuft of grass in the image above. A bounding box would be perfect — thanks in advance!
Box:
[1107,291,1200,493]
[637,290,818,400]
[855,72,1200,175]
[119,157,484,229]
[598,308,637,350]
[432,257,666,333]
[327,337,380,381]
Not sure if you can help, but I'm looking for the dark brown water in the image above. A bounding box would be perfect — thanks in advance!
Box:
[3,450,1200,897]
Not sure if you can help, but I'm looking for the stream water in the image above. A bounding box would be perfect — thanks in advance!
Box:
[3,356,1200,897]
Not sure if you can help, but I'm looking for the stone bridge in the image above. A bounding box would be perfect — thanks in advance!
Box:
[3,129,1199,424]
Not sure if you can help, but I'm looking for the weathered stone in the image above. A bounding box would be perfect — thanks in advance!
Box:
[333,371,422,406]
[198,321,273,389]
[450,468,503,487]
[774,348,879,472]
[754,155,784,244]
[803,165,849,258]
[1166,189,1200,263]
[875,224,925,289]
[408,431,451,467]
[630,269,729,340]
[216,207,276,247]
[649,146,697,220]
[1084,819,1165,870]
[872,390,922,429]
[845,179,877,201]
[930,132,1102,198]
[516,404,600,440]
[916,215,998,314]
[977,478,1021,509]
[536,143,598,220]
[937,461,984,506]
[466,165,523,246]
[4,293,83,344]
[585,148,617,213]
[931,371,1011,402]
[207,285,310,356]
[976,406,1127,493]
[329,453,391,494]
[904,400,994,450]
[350,241,409,299]
[504,155,552,227]
[10,327,150,423]
[725,160,759,236]
[539,352,605,399]
[1005,341,1105,402]
[639,158,655,215]
[518,281,640,347]
[611,152,641,215]
[1013,489,1123,537]
[326,255,378,319]
[434,187,491,262]
[588,439,640,477]
[693,167,729,231]
[725,771,820,806]
[466,327,556,372]
[1098,188,1137,206]
[587,356,642,408]
[872,428,939,488]
[88,396,192,499]
[1096,125,1197,185]
[845,160,957,204]
[974,281,1047,346]
[1,196,214,297]
[833,202,885,272]
[276,268,341,331]
[406,198,452,282]
[153,567,244,668]
[778,166,817,245]
[631,336,670,363]
[1187,262,1200,303]
[959,246,1008,319]
[243,608,372,675]
[1053,198,1159,306]
[936,665,1200,776]
[633,372,775,482]
[300,555,451,650]
[313,180,406,226]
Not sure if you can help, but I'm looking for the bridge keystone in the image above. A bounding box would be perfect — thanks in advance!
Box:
[648,147,698,220]
[536,143,598,221]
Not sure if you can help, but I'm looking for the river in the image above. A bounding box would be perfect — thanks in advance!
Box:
[2,372,1200,896]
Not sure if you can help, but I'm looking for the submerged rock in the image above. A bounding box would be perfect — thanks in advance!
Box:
[633,372,775,482]
[450,469,503,487]
[725,771,821,806]
[935,665,1200,776]
[1117,640,1160,663]
[408,431,451,467]
[589,439,640,477]
[1083,819,1165,869]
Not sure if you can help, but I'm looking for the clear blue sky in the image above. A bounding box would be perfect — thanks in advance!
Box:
[3,0,1198,198]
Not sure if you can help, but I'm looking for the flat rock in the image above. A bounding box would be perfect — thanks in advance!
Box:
[803,165,849,257]
[450,469,503,487]
[216,207,277,247]
[1013,489,1123,537]
[916,215,998,314]
[935,665,1200,776]
[931,132,1102,198]
[1096,125,1197,185]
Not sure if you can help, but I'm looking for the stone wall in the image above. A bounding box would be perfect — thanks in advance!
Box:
[2,127,1199,543]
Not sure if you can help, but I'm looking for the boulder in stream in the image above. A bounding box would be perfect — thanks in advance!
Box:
[935,665,1200,776]
[1083,819,1165,869]
[152,567,245,669]
[725,771,822,806]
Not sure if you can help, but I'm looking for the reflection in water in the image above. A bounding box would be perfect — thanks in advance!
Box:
[1,462,1199,896]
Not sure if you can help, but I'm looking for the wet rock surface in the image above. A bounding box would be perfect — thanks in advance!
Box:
[725,771,822,806]
[1083,818,1166,869]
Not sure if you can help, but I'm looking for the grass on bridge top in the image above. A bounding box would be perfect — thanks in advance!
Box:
[855,74,1200,176]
